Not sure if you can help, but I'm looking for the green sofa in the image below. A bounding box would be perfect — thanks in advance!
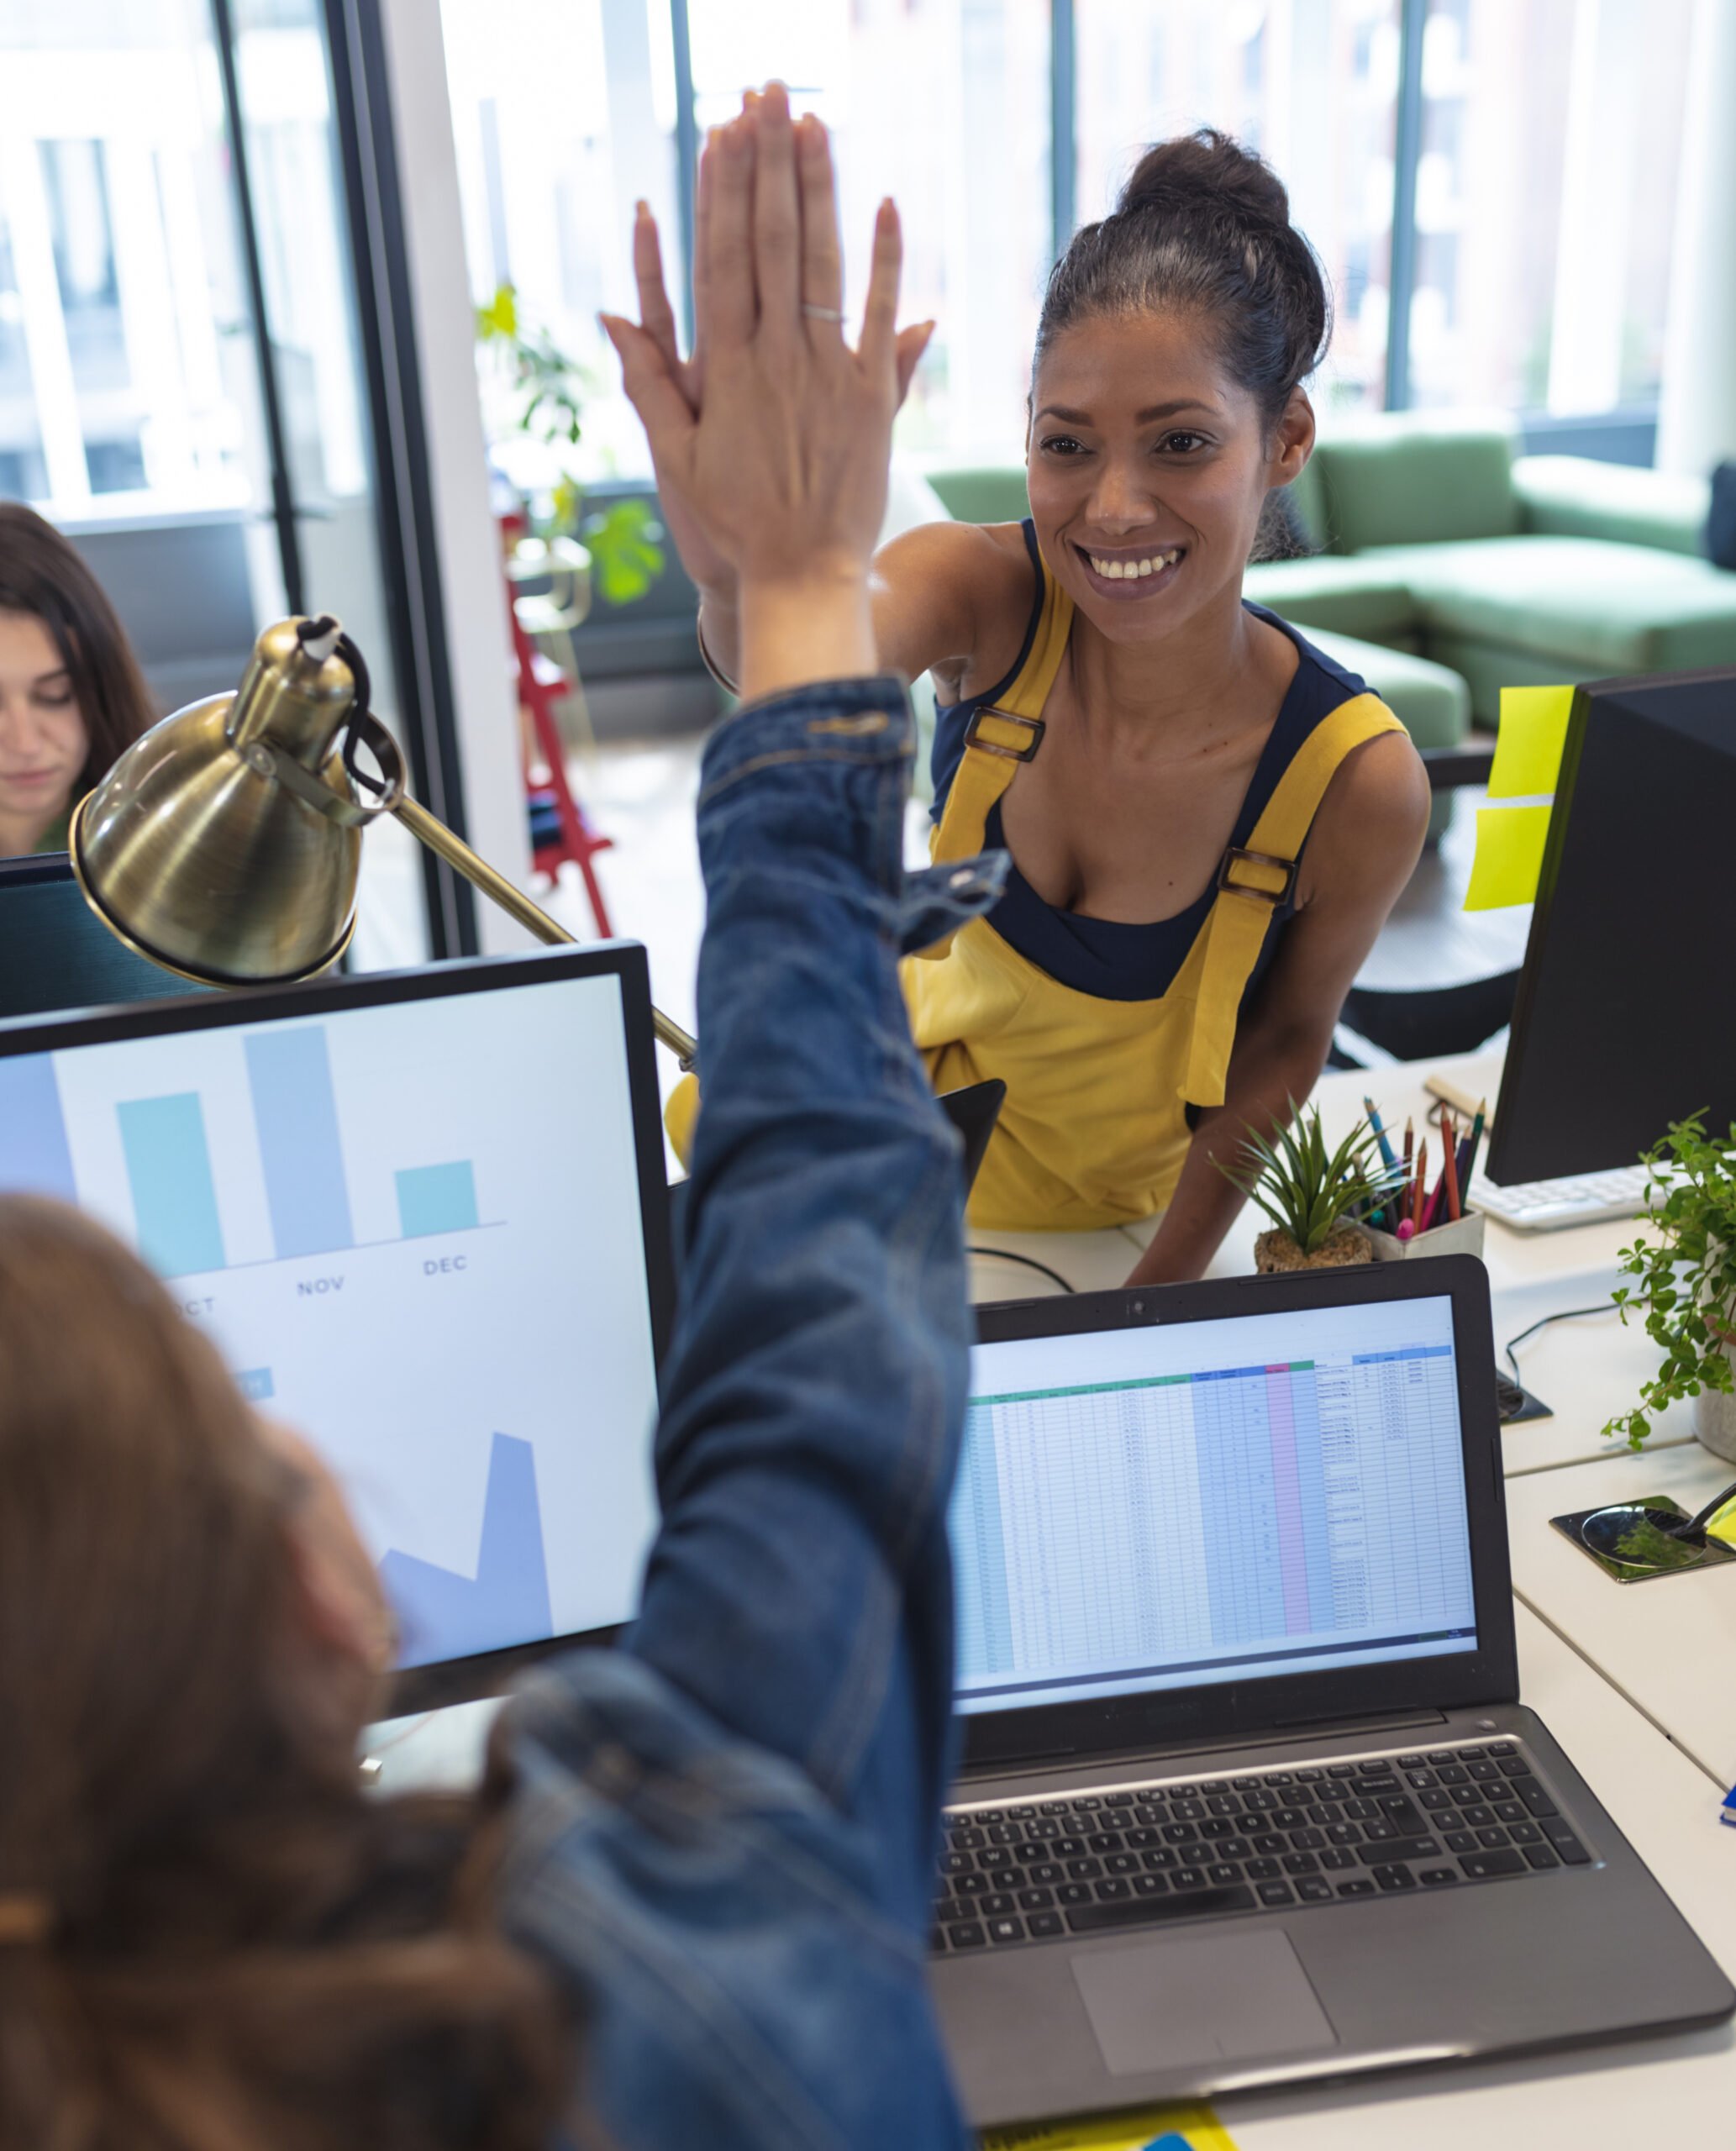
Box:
[1266,413,1730,723]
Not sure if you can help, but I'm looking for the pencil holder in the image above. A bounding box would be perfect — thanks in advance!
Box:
[1357,1210,1486,1262]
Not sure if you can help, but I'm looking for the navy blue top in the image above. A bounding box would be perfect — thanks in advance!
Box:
[930,521,1370,1003]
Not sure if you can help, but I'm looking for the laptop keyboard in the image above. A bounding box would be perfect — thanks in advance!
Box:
[934,1743,1591,1954]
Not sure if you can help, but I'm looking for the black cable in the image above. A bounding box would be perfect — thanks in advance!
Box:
[334,629,372,724]
[1502,1301,1616,1384]
[324,629,389,800]
[966,1246,1076,1294]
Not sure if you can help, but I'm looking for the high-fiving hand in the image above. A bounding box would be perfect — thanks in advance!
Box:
[602,85,933,701]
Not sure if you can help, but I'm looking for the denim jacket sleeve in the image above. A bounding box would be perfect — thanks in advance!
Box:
[496,681,1005,2151]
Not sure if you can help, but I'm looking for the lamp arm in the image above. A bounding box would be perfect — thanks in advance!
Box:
[392,792,697,1070]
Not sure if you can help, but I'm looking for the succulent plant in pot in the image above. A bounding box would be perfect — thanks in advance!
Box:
[1220,1102,1407,1275]
[1604,1112,1736,1460]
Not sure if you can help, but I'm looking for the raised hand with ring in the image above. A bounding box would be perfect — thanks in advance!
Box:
[606,85,934,697]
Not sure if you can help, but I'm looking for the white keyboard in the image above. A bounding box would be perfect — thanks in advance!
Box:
[1472,1164,1649,1232]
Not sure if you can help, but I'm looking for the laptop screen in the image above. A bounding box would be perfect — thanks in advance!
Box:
[951,1291,1476,1716]
[0,964,663,1675]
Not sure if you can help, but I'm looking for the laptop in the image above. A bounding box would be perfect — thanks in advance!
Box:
[0,852,212,1018]
[936,1258,1734,2122]
[0,944,674,1715]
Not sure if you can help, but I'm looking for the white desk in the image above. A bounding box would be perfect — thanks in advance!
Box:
[1506,1444,1736,1788]
[1217,1603,1735,2147]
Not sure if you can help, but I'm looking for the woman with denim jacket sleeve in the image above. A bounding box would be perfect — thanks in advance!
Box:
[0,87,984,2151]
[489,89,992,2151]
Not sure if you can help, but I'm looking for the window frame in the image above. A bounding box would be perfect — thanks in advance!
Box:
[660,0,1663,441]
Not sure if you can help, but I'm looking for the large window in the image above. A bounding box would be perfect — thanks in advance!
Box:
[1406,0,1696,416]
[440,0,1053,474]
[689,0,1052,460]
[1075,0,1403,417]
[440,0,1700,469]
[0,4,255,515]
[439,0,680,486]
[0,0,463,970]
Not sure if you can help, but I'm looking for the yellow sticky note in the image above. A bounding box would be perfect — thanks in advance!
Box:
[981,2102,1239,2151]
[1488,685,1574,800]
[1464,802,1552,911]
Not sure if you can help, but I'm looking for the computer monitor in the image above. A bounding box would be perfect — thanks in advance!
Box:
[1485,665,1736,1186]
[0,854,213,1018]
[0,946,675,1712]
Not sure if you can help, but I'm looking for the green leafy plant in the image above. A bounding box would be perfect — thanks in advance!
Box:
[1605,1112,1736,1449]
[1217,1100,1407,1255]
[475,281,665,606]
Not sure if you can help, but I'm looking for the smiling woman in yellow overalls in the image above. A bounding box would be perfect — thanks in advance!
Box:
[645,128,1429,1283]
[905,523,1406,1249]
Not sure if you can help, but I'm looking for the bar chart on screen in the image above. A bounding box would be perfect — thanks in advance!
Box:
[0,976,663,1661]
[8,1021,497,1280]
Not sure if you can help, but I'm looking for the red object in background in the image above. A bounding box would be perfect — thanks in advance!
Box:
[501,516,613,937]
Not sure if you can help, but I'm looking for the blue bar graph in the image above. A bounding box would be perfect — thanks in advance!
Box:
[0,1053,76,1203]
[117,1092,226,1277]
[244,1028,354,1260]
[380,1433,553,1667]
[395,1160,478,1239]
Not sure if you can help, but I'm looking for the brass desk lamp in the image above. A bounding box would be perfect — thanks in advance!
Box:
[70,614,697,1067]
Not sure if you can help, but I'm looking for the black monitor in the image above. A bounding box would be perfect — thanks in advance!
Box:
[1486,666,1736,1185]
[0,853,210,1020]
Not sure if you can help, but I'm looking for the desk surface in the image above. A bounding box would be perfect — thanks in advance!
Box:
[1216,1601,1735,2147]
[1507,1443,1736,1788]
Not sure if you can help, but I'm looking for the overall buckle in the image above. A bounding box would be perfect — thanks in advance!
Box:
[1218,845,1298,907]
[965,706,1045,762]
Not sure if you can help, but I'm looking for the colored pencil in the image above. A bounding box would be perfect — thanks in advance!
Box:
[1365,1098,1398,1173]
[1423,1114,1453,1231]
[1411,1138,1428,1230]
[1459,1099,1487,1203]
[1442,1111,1463,1221]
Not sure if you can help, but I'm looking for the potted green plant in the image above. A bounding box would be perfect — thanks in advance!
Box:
[1220,1102,1403,1275]
[1605,1112,1736,1459]
[474,282,664,607]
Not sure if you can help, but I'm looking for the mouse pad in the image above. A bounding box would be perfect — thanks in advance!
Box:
[1071,1929,1338,2077]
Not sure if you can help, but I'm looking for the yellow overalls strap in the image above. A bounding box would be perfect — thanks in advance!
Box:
[1181,692,1404,1108]
[928,559,1074,869]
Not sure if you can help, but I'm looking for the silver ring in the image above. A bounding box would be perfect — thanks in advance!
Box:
[802,303,844,323]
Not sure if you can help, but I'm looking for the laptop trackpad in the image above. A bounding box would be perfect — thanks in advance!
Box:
[1072,1929,1338,2076]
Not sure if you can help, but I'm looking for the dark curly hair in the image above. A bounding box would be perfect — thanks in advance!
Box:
[1037,128,1333,432]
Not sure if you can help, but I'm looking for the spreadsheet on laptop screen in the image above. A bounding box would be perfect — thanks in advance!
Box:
[950,1295,1476,1715]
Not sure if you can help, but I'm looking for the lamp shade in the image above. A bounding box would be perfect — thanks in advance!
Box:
[71,619,367,986]
[69,612,700,1066]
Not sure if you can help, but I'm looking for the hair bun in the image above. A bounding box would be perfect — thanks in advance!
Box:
[1039,124,1330,422]
[1118,127,1291,234]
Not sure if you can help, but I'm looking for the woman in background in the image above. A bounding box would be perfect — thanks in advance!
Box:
[0,502,155,856]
